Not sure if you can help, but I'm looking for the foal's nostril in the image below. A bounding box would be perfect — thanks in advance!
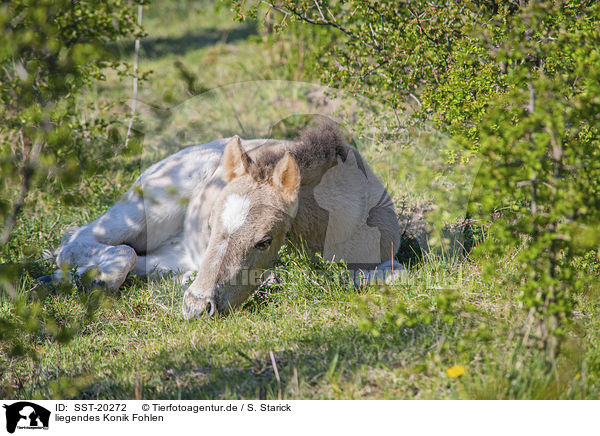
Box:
[206,298,216,317]
[182,291,218,319]
[37,274,55,284]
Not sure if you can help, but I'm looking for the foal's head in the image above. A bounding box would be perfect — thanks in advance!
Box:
[182,136,300,318]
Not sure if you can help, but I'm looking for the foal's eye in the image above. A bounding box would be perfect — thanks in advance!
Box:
[254,235,273,250]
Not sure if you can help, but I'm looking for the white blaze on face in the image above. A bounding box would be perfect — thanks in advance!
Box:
[221,193,251,234]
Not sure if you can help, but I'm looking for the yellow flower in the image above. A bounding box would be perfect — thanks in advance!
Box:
[446,365,466,379]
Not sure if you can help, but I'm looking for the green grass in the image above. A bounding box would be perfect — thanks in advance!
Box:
[1,0,599,400]
[3,246,598,399]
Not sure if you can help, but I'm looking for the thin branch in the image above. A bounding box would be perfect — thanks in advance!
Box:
[325,7,337,23]
[269,350,282,400]
[124,4,143,150]
[313,0,325,20]
[527,81,535,113]
[257,0,381,53]
[407,5,439,45]
[1,137,41,245]
[409,93,422,107]
[368,22,380,50]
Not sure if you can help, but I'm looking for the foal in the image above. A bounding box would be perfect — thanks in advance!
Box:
[46,124,402,317]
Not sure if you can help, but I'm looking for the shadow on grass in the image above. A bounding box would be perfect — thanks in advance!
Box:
[76,320,444,400]
[110,22,257,59]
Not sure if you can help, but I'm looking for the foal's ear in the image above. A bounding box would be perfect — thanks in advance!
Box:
[223,135,252,182]
[272,152,300,203]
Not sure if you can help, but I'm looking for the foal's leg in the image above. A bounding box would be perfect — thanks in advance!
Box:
[352,260,406,288]
[51,197,146,290]
[47,228,138,290]
[130,233,196,283]
[52,187,191,289]
[91,244,138,289]
[46,143,222,289]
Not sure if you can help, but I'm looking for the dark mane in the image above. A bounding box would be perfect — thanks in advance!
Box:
[248,122,348,182]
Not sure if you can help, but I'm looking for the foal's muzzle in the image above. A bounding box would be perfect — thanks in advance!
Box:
[182,291,217,319]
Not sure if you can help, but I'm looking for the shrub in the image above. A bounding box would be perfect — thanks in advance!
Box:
[0,0,144,358]
[233,0,600,363]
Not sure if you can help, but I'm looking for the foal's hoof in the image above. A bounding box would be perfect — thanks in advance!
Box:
[182,291,217,319]
[36,274,56,284]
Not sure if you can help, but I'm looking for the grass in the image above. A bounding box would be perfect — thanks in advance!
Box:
[1,0,599,400]
[3,246,598,399]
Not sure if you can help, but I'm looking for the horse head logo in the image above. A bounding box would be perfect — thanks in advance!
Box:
[3,402,50,434]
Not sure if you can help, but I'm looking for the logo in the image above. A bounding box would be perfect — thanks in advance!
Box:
[2,402,50,434]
